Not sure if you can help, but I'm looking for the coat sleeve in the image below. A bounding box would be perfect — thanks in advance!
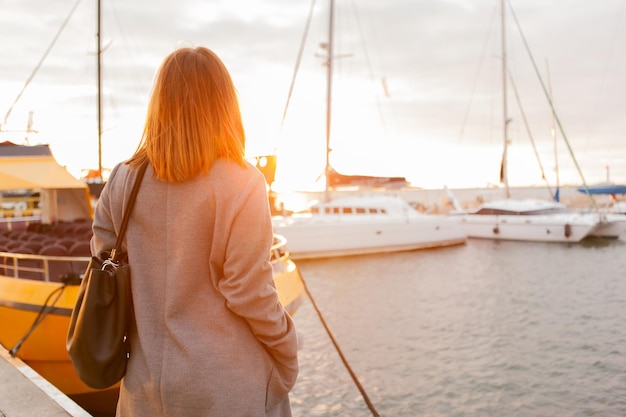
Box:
[218,168,299,393]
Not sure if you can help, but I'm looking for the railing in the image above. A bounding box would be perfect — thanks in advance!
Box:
[0,197,41,218]
[0,196,40,209]
[0,251,90,283]
[1,234,292,283]
[0,215,42,232]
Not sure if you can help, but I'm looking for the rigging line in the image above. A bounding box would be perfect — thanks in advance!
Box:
[280,0,318,129]
[9,284,67,357]
[107,0,144,101]
[1,0,83,130]
[298,273,381,417]
[507,71,555,200]
[458,1,499,145]
[546,59,560,194]
[506,0,598,211]
[348,0,388,135]
[583,0,626,153]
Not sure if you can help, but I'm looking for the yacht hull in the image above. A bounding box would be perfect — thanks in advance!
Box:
[274,213,466,259]
[451,214,597,242]
[587,214,626,238]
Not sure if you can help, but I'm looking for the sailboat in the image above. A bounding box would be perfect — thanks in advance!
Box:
[271,0,467,259]
[573,166,626,238]
[0,4,305,416]
[448,0,600,243]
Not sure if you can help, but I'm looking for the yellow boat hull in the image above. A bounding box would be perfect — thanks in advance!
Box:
[0,276,120,414]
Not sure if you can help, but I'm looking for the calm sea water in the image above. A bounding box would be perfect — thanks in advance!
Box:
[289,238,626,417]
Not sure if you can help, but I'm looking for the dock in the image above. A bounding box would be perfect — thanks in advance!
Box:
[0,346,91,416]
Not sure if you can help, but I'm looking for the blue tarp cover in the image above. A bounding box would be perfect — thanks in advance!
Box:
[577,184,626,195]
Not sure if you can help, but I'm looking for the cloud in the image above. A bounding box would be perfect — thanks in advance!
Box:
[1,0,626,187]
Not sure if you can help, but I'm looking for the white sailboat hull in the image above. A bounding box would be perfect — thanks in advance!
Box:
[273,195,467,259]
[587,213,626,238]
[448,199,599,242]
[451,213,597,242]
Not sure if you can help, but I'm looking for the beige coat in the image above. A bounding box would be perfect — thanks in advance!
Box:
[92,160,299,416]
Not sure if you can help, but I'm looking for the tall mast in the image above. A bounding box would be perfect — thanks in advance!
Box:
[501,0,510,198]
[323,0,334,202]
[547,60,560,201]
[97,0,103,179]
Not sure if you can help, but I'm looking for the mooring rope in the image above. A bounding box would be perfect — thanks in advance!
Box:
[299,272,381,416]
[9,284,66,357]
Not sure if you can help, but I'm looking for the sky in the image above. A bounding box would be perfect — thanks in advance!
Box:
[1,0,625,191]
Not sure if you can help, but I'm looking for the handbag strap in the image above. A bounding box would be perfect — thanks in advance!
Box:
[111,160,148,262]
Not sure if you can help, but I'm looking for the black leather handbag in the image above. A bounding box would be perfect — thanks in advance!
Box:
[66,161,147,389]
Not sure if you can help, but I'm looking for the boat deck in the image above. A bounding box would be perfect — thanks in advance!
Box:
[0,346,91,417]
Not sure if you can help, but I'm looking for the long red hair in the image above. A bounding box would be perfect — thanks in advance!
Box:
[129,46,245,182]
